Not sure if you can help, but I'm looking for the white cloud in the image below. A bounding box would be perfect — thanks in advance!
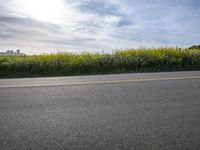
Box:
[0,0,200,54]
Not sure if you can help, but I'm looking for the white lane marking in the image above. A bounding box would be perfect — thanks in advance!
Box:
[0,76,200,89]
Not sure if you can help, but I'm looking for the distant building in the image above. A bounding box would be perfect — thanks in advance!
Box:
[0,50,26,56]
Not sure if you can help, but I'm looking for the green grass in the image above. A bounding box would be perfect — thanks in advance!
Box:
[0,48,200,78]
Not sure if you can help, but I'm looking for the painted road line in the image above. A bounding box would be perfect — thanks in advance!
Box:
[0,76,200,89]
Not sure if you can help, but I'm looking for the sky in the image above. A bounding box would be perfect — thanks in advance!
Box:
[0,0,200,54]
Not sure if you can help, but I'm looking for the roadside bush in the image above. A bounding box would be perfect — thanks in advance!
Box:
[0,48,200,78]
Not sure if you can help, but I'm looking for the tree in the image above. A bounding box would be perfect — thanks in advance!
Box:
[188,45,200,49]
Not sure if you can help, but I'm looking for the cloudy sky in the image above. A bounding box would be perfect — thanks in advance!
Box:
[0,0,200,54]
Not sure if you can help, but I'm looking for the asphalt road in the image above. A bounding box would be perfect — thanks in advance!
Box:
[0,71,200,150]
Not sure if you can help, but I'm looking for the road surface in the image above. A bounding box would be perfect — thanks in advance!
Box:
[0,71,200,150]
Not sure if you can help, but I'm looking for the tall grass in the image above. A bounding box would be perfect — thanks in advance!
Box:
[0,48,200,78]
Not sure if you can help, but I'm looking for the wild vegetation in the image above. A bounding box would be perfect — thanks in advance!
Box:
[0,47,200,78]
